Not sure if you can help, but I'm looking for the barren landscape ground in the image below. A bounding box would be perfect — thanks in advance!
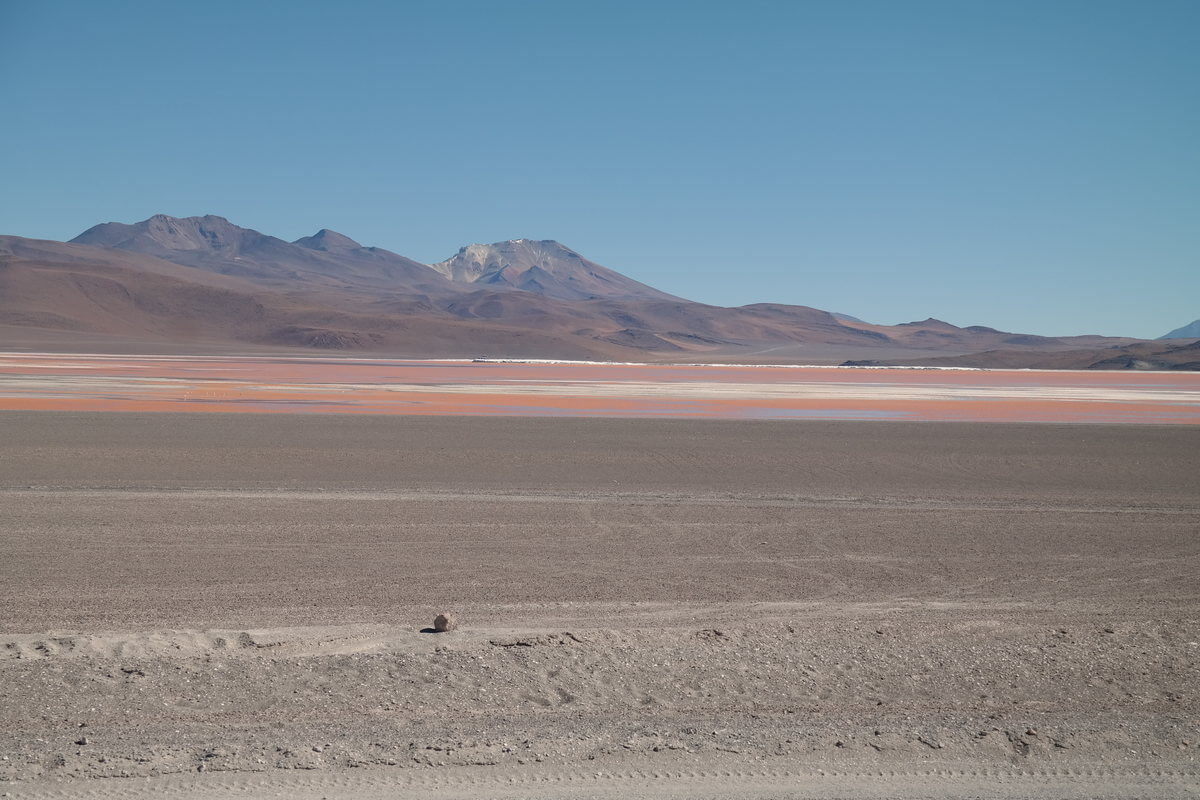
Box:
[1,408,1198,798]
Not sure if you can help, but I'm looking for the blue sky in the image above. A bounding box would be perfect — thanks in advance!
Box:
[1,0,1196,338]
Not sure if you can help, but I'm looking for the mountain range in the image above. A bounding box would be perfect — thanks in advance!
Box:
[0,214,1194,369]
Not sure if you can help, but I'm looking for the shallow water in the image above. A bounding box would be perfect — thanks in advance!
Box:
[0,353,1196,423]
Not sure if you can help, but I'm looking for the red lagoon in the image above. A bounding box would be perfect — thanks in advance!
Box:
[0,354,1197,424]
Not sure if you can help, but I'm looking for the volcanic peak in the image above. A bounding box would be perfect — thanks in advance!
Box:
[429,239,676,301]
[293,229,362,252]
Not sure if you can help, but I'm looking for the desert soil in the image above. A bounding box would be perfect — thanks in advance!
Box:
[0,414,1197,798]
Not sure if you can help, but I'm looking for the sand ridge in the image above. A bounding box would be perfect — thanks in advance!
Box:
[3,611,1199,794]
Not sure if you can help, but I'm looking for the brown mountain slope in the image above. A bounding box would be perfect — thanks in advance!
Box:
[0,236,282,342]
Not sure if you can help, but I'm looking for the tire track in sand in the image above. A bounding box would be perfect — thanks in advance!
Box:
[8,765,1199,799]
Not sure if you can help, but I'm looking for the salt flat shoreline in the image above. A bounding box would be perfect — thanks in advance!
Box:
[3,349,1197,374]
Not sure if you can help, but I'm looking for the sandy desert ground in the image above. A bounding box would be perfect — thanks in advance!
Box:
[1,412,1198,798]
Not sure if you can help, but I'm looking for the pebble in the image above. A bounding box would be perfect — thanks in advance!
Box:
[434,613,458,633]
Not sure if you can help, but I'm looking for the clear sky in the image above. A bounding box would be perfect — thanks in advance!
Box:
[2,0,1197,338]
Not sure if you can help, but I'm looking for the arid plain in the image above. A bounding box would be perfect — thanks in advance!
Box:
[1,358,1198,799]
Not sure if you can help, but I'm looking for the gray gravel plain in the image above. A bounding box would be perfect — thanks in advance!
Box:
[1,413,1197,798]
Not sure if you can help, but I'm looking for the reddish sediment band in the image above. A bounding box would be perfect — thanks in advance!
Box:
[0,354,1197,423]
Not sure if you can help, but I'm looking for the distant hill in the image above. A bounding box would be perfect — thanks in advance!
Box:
[72,214,451,294]
[1160,319,1200,340]
[431,239,679,301]
[0,212,1173,367]
[846,339,1200,371]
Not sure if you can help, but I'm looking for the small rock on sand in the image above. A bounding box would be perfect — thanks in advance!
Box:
[433,613,458,633]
